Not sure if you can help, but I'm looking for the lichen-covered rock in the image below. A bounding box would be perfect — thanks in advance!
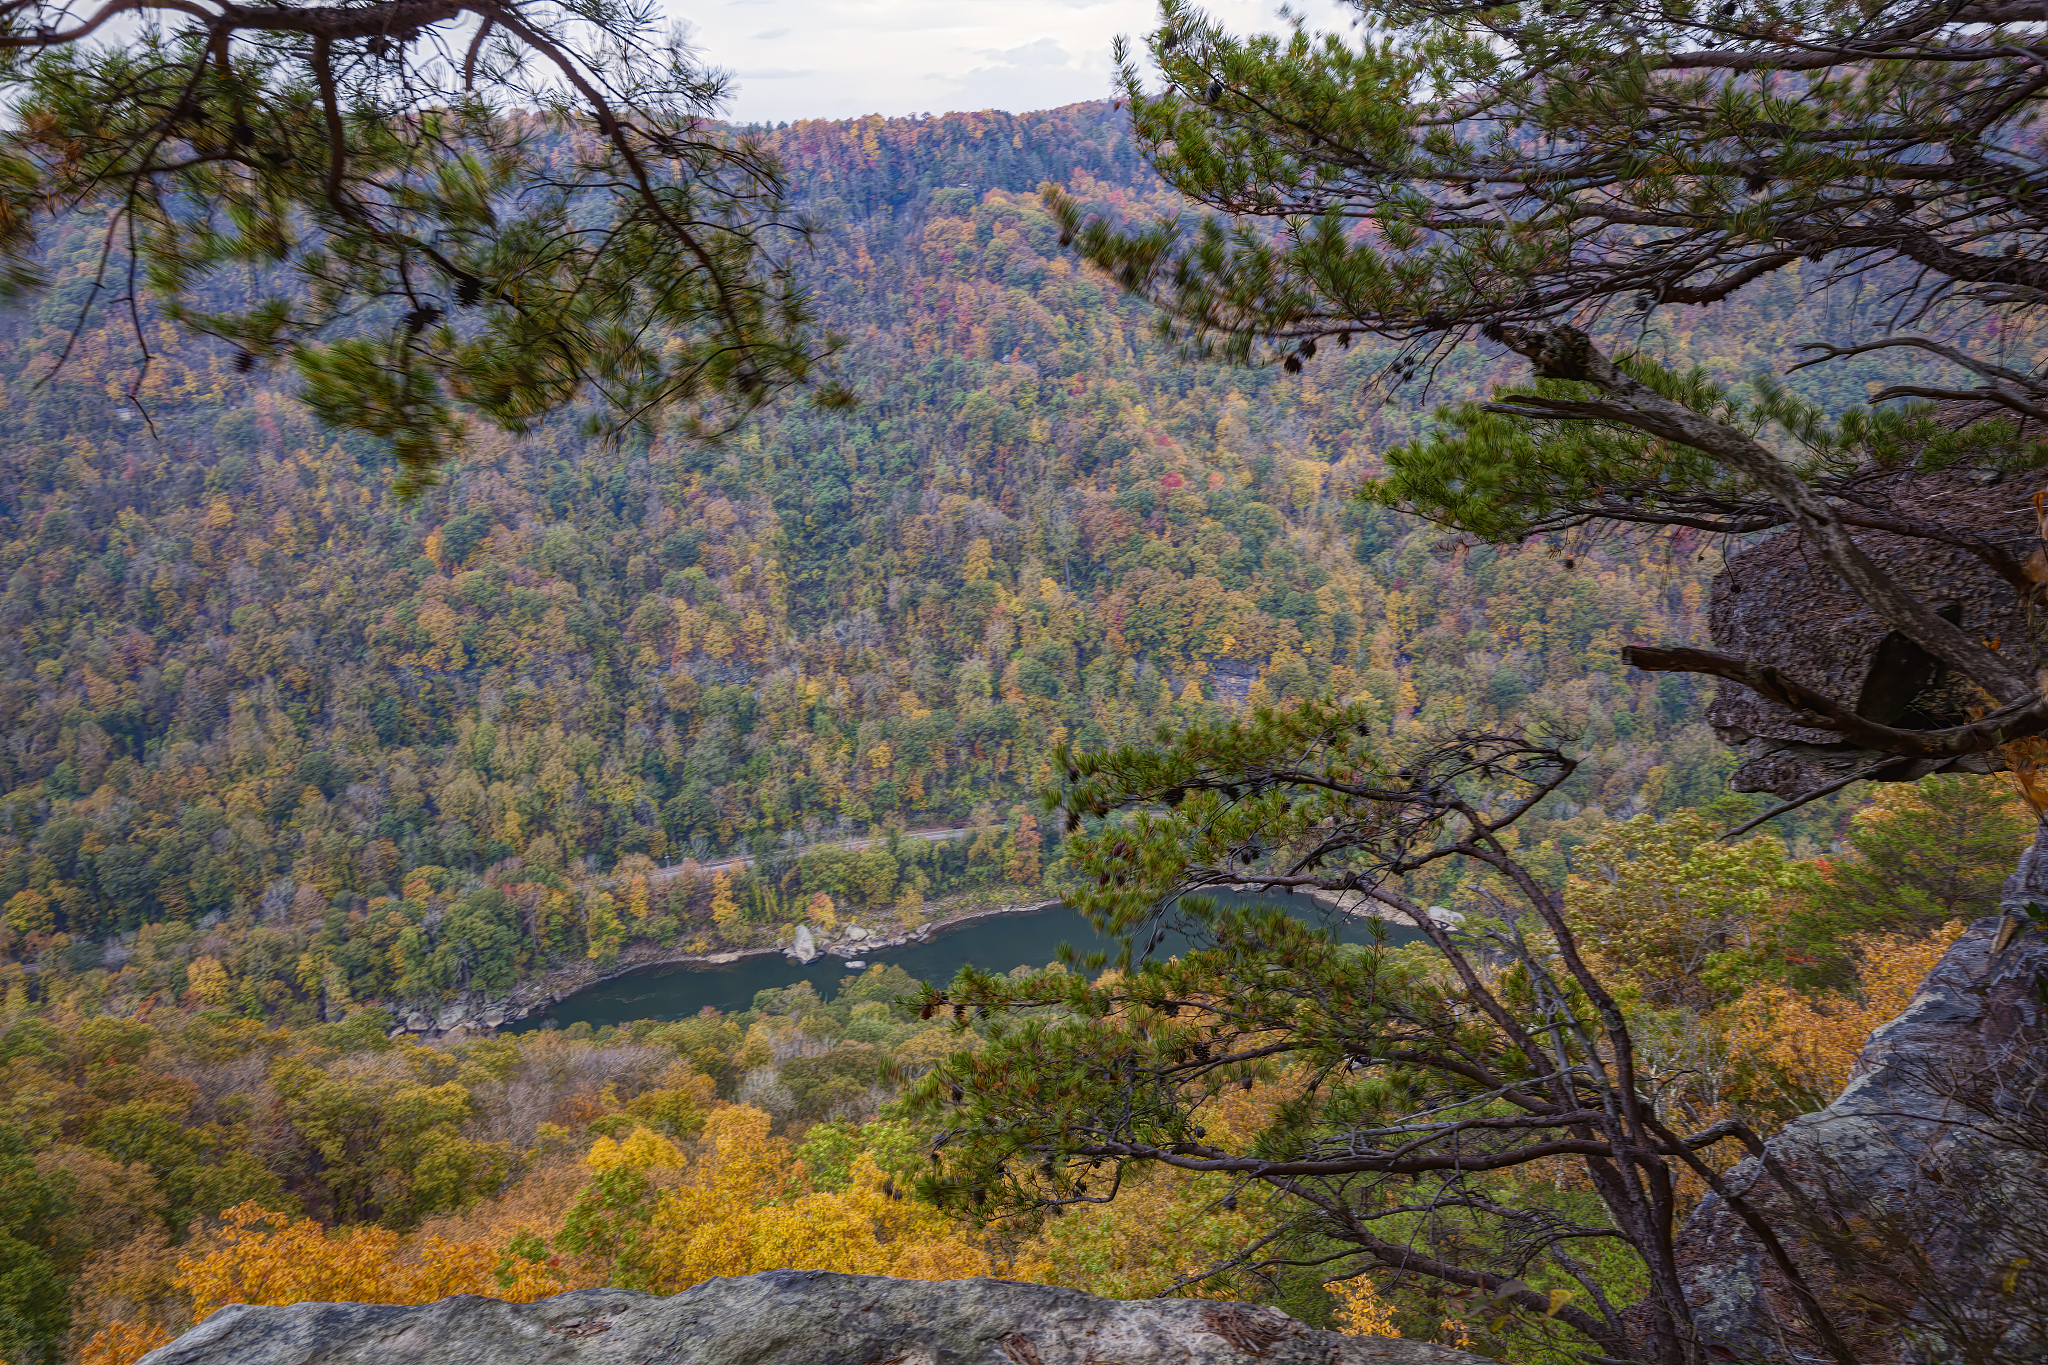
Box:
[1706,415,2042,796]
[136,1270,1487,1365]
[1671,831,2048,1362]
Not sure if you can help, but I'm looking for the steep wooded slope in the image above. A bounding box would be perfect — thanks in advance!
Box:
[0,102,1888,1014]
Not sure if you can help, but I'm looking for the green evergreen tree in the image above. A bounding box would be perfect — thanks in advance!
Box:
[0,0,846,487]
[1782,775,2038,984]
[911,701,1861,1365]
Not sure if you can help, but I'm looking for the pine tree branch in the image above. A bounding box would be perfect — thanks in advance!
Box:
[1487,323,2036,705]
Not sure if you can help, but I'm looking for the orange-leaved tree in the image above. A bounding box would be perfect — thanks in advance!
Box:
[1727,924,1967,1114]
[77,1200,568,1364]
[75,1320,179,1365]
[179,1202,567,1312]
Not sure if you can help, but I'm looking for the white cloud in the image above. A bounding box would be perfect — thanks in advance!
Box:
[981,36,1072,65]
[671,0,1355,123]
[931,36,1101,112]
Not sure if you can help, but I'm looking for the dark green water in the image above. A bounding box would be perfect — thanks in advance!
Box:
[514,892,1425,1031]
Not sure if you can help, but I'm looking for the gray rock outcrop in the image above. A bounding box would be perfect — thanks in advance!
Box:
[391,991,539,1036]
[137,1270,1486,1365]
[1705,430,2043,797]
[1672,831,2048,1363]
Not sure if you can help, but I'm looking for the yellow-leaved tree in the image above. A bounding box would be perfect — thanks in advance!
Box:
[1010,1069,1295,1301]
[553,1109,989,1292]
[184,956,233,1006]
[1328,1277,1399,1337]
[586,892,626,965]
[1567,812,1800,1007]
[642,1107,989,1286]
[1008,1164,1267,1299]
[175,1202,567,1312]
[711,873,741,932]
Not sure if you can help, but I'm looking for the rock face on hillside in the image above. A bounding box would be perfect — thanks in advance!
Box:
[136,1270,1488,1365]
[1671,832,2048,1362]
[1707,440,2043,797]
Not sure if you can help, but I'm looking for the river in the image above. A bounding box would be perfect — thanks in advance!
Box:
[513,891,1427,1031]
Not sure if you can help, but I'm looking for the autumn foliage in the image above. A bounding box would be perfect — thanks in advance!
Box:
[34,843,2017,1365]
[174,1202,566,1316]
[1727,925,1967,1113]
[1,96,2036,1365]
[72,1322,175,1365]
[2,101,1806,1046]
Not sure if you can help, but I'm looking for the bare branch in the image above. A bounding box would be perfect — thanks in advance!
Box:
[1717,757,1919,841]
[1787,336,2048,399]
[460,13,492,89]
[1621,645,2048,757]
[0,0,216,46]
[308,34,354,220]
[1869,383,2048,424]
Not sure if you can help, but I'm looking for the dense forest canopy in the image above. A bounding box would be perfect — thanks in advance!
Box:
[899,1,2048,1356]
[1,99,1944,1026]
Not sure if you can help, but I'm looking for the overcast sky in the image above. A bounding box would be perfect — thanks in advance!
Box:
[680,0,1356,124]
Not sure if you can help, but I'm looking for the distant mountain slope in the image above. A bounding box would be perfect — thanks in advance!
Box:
[0,103,1868,1016]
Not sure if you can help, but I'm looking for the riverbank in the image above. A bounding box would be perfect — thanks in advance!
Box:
[1295,886,1458,927]
[791,896,1063,965]
[390,883,1441,1041]
[387,889,1062,1040]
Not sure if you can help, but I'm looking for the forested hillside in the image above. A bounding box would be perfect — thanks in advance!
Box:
[4,91,2045,1365]
[0,101,1915,1021]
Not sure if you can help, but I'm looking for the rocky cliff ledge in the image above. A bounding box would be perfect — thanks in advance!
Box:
[137,1270,1487,1365]
[1673,835,2048,1363]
